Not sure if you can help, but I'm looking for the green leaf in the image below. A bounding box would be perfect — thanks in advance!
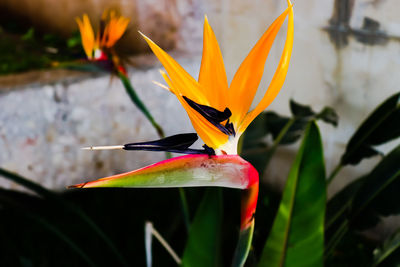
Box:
[60,61,108,72]
[181,188,222,267]
[324,178,364,259]
[340,92,400,165]
[289,99,338,127]
[258,121,326,267]
[326,177,364,231]
[350,144,400,230]
[265,100,338,145]
[241,100,337,176]
[374,230,400,266]
[67,32,82,48]
[316,107,338,127]
[241,114,273,175]
[265,112,303,145]
[21,28,35,41]
[231,221,255,267]
[0,189,97,267]
[325,144,400,259]
[0,168,129,267]
[289,99,315,117]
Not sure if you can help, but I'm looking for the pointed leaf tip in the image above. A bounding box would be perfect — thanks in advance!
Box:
[259,121,326,267]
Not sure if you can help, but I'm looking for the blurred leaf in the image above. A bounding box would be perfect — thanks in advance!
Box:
[289,100,339,127]
[241,100,337,176]
[266,99,338,145]
[61,60,110,72]
[43,33,64,47]
[181,188,222,267]
[289,99,339,127]
[325,144,400,260]
[0,185,187,266]
[241,114,273,175]
[67,33,82,48]
[259,121,326,267]
[241,142,273,178]
[340,92,400,165]
[19,257,34,267]
[118,72,165,138]
[289,99,315,117]
[265,112,300,145]
[350,144,400,230]
[0,189,97,267]
[325,230,375,267]
[21,28,34,41]
[325,177,364,231]
[316,107,339,127]
[0,23,82,74]
[324,178,364,260]
[0,168,59,199]
[0,168,129,266]
[374,230,400,267]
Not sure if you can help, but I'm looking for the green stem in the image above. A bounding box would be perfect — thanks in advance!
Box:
[118,71,173,160]
[0,168,129,267]
[326,164,343,185]
[273,118,296,150]
[264,118,296,167]
[117,71,165,138]
[237,133,245,155]
[118,72,191,233]
[179,188,190,233]
[324,220,349,260]
[232,221,255,267]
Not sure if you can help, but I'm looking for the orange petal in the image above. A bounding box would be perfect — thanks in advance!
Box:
[179,95,229,149]
[104,16,130,48]
[101,23,110,47]
[141,32,208,105]
[228,6,291,127]
[76,14,95,59]
[160,71,228,149]
[239,0,294,133]
[198,16,229,110]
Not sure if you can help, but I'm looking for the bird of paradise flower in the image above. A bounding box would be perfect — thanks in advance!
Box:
[75,10,165,137]
[70,1,293,265]
[76,10,129,72]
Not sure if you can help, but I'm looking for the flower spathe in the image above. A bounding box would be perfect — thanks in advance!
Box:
[69,154,258,190]
[141,0,293,154]
[75,10,169,137]
[76,10,130,60]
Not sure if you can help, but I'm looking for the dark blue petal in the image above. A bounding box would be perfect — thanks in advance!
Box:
[183,96,236,136]
[123,133,215,155]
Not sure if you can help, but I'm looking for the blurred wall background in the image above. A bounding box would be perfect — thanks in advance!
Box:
[0,0,181,52]
[0,0,399,201]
